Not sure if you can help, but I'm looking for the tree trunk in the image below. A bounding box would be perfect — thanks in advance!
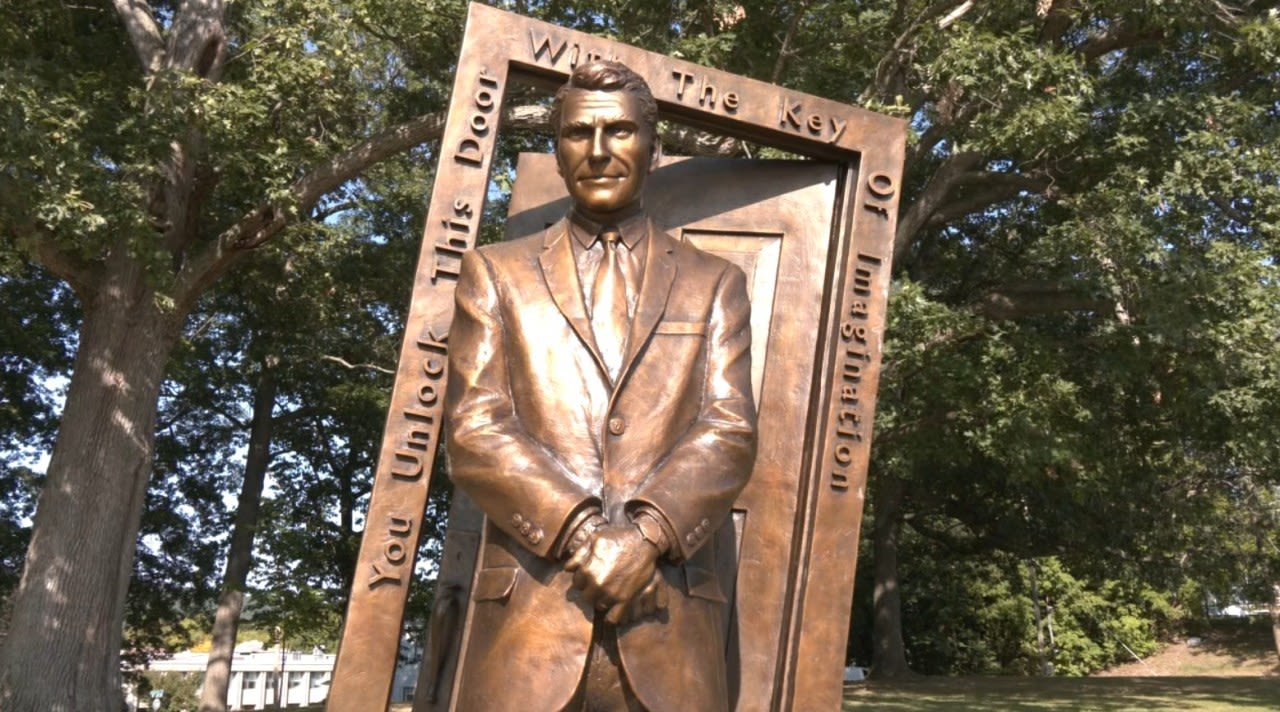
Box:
[870,471,913,679]
[0,257,182,712]
[1271,583,1279,663]
[200,357,279,712]
[335,451,358,596]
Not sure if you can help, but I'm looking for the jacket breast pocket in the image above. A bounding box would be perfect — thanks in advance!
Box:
[654,320,706,336]
[472,566,518,603]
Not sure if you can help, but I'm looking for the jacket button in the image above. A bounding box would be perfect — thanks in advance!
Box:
[608,416,626,435]
[686,533,697,546]
[511,513,524,527]
[530,528,544,545]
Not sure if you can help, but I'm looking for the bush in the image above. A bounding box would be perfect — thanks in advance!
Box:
[865,546,1181,676]
[137,671,202,711]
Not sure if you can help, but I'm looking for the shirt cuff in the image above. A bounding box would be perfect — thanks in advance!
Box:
[630,508,672,557]
[557,506,606,559]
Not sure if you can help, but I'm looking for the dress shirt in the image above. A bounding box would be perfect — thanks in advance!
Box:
[555,206,675,560]
[568,206,648,318]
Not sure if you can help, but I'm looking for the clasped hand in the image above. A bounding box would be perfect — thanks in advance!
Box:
[565,524,667,624]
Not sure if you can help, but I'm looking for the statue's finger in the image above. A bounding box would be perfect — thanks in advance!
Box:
[572,567,591,592]
[579,584,601,610]
[638,587,657,617]
[605,601,629,625]
[564,543,589,572]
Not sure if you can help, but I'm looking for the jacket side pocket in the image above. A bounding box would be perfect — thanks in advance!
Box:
[472,566,519,603]
[683,565,728,603]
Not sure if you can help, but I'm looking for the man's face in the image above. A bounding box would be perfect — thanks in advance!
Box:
[555,89,656,219]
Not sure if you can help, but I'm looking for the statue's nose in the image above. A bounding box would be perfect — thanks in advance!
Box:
[588,126,609,164]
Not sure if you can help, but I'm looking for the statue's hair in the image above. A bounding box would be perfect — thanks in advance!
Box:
[550,60,658,137]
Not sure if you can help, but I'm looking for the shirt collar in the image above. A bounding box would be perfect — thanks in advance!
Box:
[568,205,649,250]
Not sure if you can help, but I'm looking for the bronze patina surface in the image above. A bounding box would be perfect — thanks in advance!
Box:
[329,4,905,711]
[443,62,756,711]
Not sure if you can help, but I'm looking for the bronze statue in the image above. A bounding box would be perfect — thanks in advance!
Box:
[444,60,758,711]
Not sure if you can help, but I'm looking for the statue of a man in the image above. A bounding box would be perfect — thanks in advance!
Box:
[445,59,757,712]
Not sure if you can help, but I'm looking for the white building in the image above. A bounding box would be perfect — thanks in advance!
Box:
[137,641,419,710]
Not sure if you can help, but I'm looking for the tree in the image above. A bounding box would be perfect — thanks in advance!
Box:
[0,0,490,707]
[816,1,1280,676]
[185,198,422,711]
[0,267,77,622]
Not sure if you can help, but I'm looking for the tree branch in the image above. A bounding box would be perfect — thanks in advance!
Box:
[859,0,974,105]
[32,237,99,300]
[875,409,961,448]
[936,0,975,30]
[1209,194,1252,226]
[975,281,1115,320]
[925,172,1055,227]
[165,0,227,79]
[1,174,101,296]
[176,103,552,307]
[205,401,247,430]
[880,324,987,386]
[273,404,324,429]
[1036,0,1077,46]
[662,126,748,157]
[1077,23,1167,63]
[311,201,360,223]
[894,150,984,265]
[320,355,394,375]
[111,0,164,74]
[953,170,1055,192]
[771,0,814,85]
[908,516,998,557]
[908,95,982,167]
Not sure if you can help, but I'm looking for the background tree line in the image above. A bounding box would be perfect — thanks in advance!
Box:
[1,1,1277,710]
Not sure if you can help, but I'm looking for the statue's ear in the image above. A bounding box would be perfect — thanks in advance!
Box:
[649,134,661,172]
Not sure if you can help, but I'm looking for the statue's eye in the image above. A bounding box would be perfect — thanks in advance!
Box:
[608,126,634,138]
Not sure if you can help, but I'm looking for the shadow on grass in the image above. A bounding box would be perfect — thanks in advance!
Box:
[844,676,1280,711]
[1195,617,1280,673]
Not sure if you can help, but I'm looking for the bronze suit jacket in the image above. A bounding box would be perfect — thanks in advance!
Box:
[445,217,757,712]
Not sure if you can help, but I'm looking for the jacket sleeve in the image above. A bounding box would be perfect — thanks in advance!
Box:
[629,262,758,561]
[445,249,598,559]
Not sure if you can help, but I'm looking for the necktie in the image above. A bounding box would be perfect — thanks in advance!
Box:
[591,229,628,381]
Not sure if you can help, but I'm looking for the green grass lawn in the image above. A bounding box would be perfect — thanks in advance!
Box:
[378,677,1280,711]
[390,619,1278,711]
[843,676,1280,711]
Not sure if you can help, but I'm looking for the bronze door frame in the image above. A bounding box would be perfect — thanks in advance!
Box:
[330,4,905,711]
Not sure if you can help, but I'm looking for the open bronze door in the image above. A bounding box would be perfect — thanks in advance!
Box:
[416,154,847,712]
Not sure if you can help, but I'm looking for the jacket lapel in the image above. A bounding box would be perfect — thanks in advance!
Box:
[538,220,610,378]
[616,221,677,390]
